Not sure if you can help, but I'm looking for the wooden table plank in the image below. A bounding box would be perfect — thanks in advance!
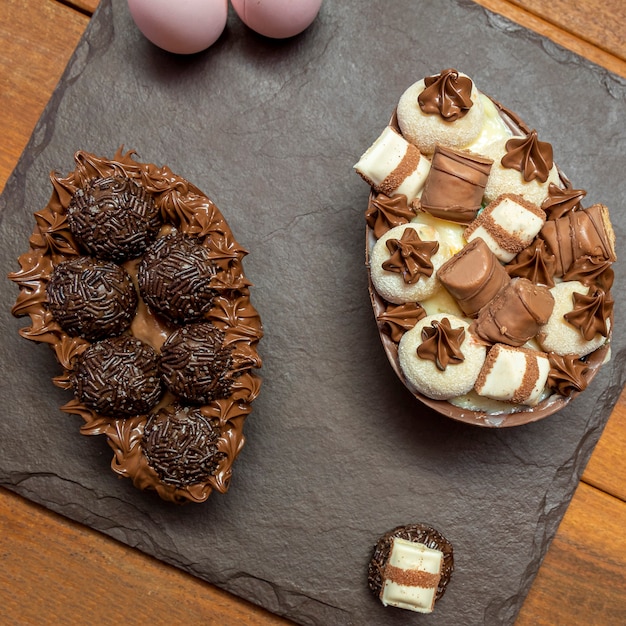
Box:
[0,0,89,192]
[473,0,626,78]
[508,0,626,62]
[0,488,291,626]
[516,482,626,625]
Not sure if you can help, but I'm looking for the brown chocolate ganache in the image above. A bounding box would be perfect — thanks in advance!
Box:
[501,130,553,183]
[506,238,557,288]
[417,317,466,371]
[382,227,439,284]
[418,68,473,121]
[9,148,263,503]
[541,182,586,220]
[547,353,589,397]
[377,302,426,342]
[564,288,613,341]
[365,192,417,239]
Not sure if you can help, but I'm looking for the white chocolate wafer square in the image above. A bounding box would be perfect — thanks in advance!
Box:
[465,194,546,262]
[381,537,443,613]
[354,126,429,200]
[475,344,550,406]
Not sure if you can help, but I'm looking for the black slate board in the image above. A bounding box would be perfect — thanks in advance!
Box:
[1,1,626,624]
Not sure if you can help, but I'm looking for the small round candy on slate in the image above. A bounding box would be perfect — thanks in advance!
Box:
[138,232,219,325]
[159,322,233,405]
[67,176,161,262]
[368,523,454,614]
[72,335,162,418]
[142,403,226,487]
[46,256,138,341]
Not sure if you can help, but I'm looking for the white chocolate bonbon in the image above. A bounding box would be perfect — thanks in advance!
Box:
[398,313,486,400]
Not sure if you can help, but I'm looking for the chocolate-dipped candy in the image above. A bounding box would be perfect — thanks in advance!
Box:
[474,344,550,406]
[472,277,554,347]
[539,203,616,277]
[397,69,485,155]
[438,237,511,317]
[465,193,546,263]
[159,322,234,405]
[538,281,612,357]
[398,314,486,400]
[142,404,226,488]
[67,175,161,262]
[72,335,162,417]
[46,256,138,341]
[354,126,430,202]
[138,232,219,325]
[368,523,454,614]
[419,145,493,224]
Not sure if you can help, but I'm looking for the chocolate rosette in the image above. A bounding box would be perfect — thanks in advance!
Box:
[9,148,263,502]
[361,77,613,427]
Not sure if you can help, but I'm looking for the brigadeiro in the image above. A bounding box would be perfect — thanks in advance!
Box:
[46,256,138,341]
[138,232,219,325]
[67,175,161,262]
[159,322,233,405]
[72,335,162,418]
[142,403,226,488]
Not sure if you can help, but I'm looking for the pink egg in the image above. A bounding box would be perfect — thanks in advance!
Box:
[231,0,323,39]
[127,0,228,54]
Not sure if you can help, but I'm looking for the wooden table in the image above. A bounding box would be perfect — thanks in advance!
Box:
[1,1,625,623]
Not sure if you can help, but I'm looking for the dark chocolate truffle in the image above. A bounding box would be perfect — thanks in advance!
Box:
[67,176,161,262]
[368,524,454,608]
[138,233,219,324]
[142,404,226,487]
[46,256,138,341]
[72,335,162,417]
[159,322,233,404]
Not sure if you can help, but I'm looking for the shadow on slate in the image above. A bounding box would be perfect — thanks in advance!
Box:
[1,0,625,624]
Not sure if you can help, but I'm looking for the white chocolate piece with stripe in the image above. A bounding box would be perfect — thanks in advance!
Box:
[354,126,430,201]
[465,194,546,263]
[381,537,443,613]
[475,344,550,406]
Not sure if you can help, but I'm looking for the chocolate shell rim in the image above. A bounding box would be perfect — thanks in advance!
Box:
[9,148,264,501]
[365,108,610,428]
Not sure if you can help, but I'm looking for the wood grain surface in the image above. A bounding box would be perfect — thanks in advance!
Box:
[1,1,625,624]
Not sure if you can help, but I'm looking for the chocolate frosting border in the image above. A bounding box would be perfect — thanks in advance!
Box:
[9,148,264,502]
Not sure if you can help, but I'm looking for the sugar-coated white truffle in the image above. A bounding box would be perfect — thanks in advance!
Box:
[397,76,485,156]
[538,281,610,356]
[481,138,560,205]
[370,223,448,304]
[398,313,486,400]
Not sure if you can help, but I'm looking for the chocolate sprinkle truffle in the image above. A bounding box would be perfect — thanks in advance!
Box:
[72,335,162,417]
[368,523,454,611]
[143,404,226,487]
[67,176,161,262]
[46,256,138,341]
[138,232,219,324]
[159,322,233,404]
[10,148,263,503]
